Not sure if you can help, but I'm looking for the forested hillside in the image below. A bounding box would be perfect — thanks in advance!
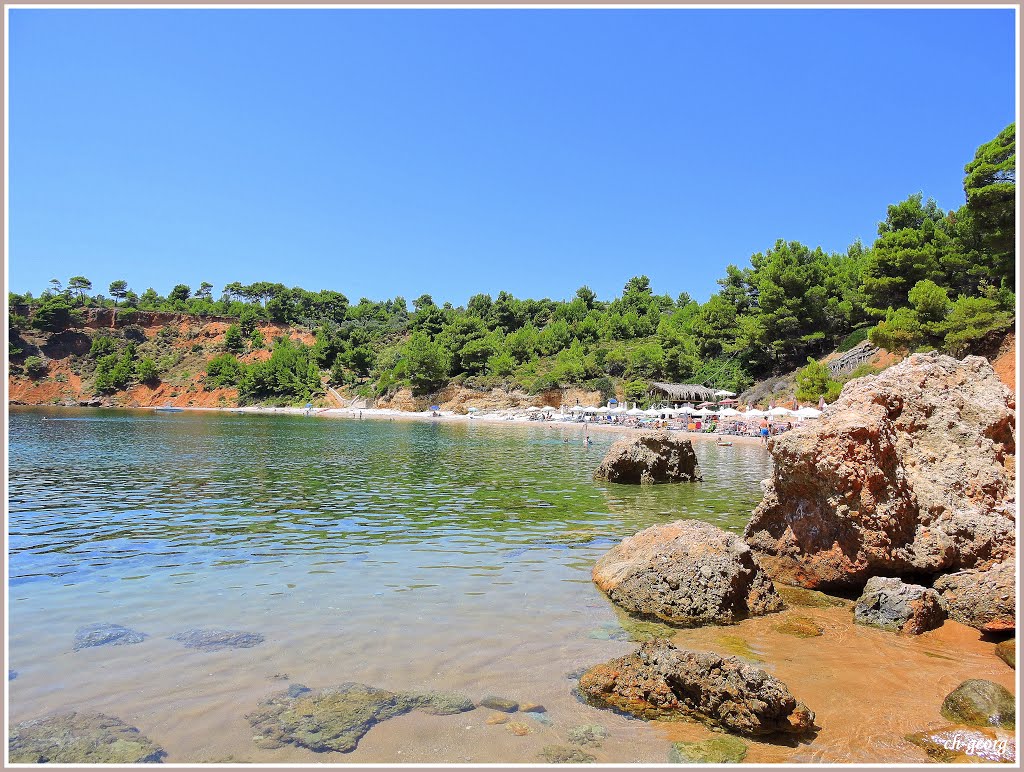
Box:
[8,124,1015,408]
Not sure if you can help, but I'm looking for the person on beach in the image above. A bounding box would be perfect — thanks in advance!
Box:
[759,418,770,444]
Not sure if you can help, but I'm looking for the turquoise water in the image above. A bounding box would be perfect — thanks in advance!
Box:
[7,407,772,763]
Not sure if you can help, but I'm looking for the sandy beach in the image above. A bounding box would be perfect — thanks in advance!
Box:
[175,403,770,447]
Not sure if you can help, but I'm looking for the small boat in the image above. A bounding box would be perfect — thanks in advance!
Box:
[716,438,733,446]
[154,405,184,413]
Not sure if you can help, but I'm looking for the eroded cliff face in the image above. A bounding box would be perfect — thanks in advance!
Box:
[744,352,1016,592]
[373,385,603,413]
[8,309,314,408]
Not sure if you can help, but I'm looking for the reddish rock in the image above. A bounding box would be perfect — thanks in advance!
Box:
[593,520,783,626]
[577,639,815,737]
[593,432,701,484]
[744,353,1015,592]
[933,560,1016,633]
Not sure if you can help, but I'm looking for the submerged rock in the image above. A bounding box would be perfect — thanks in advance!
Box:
[506,721,531,736]
[744,353,1016,591]
[934,560,1016,633]
[668,736,748,764]
[479,696,519,713]
[593,432,701,484]
[578,639,815,737]
[540,745,597,763]
[906,725,1016,763]
[485,713,509,725]
[940,680,1015,729]
[73,622,147,651]
[8,711,165,763]
[169,629,265,651]
[593,520,783,627]
[774,616,824,638]
[853,577,945,635]
[246,682,474,753]
[408,692,475,715]
[995,640,1015,669]
[567,724,608,747]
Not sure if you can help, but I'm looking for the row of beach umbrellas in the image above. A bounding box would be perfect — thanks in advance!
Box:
[469,404,825,419]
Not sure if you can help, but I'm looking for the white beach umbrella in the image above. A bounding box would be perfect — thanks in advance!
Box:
[719,407,741,417]
[583,405,599,412]
[467,406,479,412]
[795,407,823,419]
[714,389,737,397]
[610,405,627,414]
[743,409,766,418]
[627,407,644,415]
[527,406,541,412]
[768,407,795,417]
[595,406,611,414]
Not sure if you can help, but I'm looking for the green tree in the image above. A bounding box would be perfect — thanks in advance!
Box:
[205,353,246,387]
[195,282,214,301]
[962,123,1015,286]
[68,276,92,302]
[400,332,451,395]
[907,279,951,339]
[224,324,245,353]
[24,356,47,379]
[108,280,129,306]
[795,357,842,403]
[90,335,118,358]
[941,295,1014,357]
[869,307,923,353]
[861,194,949,315]
[135,358,160,384]
[168,284,191,304]
[30,295,82,331]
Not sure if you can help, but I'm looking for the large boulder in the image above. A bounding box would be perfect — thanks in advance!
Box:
[933,560,1016,633]
[852,577,945,635]
[593,432,701,484]
[592,520,783,626]
[744,353,1015,591]
[577,639,815,737]
[940,680,1015,729]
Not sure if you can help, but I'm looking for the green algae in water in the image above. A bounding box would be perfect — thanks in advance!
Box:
[777,585,850,609]
[8,712,165,764]
[668,736,748,764]
[773,616,824,638]
[716,634,763,662]
[612,607,680,642]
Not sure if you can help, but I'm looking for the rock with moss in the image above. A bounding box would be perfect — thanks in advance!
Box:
[593,520,783,627]
[853,577,945,635]
[774,616,824,638]
[73,622,147,651]
[906,725,1016,763]
[578,639,815,737]
[169,629,264,651]
[409,692,476,715]
[9,712,166,763]
[940,680,1015,729]
[567,724,608,747]
[995,640,1015,669]
[539,745,597,763]
[246,682,474,753]
[479,696,518,712]
[668,736,748,763]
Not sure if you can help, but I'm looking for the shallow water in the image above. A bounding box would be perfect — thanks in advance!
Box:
[6,407,1013,763]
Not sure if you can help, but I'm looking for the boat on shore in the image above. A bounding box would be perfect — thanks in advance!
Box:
[153,405,184,413]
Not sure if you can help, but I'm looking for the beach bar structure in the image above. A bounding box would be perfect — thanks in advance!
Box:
[647,382,718,405]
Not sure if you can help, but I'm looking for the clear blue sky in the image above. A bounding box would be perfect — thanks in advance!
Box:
[8,7,1017,306]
